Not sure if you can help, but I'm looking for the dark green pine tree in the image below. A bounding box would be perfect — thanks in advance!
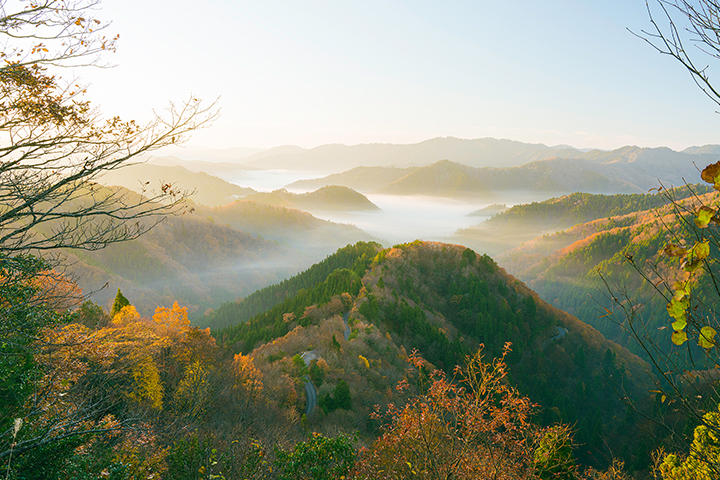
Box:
[110,288,130,317]
[333,379,352,410]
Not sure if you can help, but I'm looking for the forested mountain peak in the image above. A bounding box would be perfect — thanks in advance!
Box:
[246,185,380,212]
[211,240,653,467]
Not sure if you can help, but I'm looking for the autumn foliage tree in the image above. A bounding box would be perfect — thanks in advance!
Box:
[356,344,576,480]
[0,0,215,467]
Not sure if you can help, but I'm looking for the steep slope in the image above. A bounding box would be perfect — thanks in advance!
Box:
[496,189,720,357]
[204,241,382,329]
[63,187,378,319]
[452,186,709,256]
[64,213,297,318]
[214,240,653,466]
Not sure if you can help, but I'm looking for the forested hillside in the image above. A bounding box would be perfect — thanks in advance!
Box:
[203,242,382,329]
[498,188,720,360]
[246,185,380,212]
[453,186,709,256]
[64,212,297,318]
[57,183,379,318]
[211,240,656,469]
[193,200,378,254]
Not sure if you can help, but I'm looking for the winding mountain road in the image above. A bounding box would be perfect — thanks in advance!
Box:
[302,311,351,416]
[539,326,568,349]
[304,375,317,416]
[343,310,350,340]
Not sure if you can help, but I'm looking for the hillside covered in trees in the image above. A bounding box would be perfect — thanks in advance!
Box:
[498,187,720,360]
[61,186,378,319]
[7,239,675,479]
[452,185,711,256]
[245,186,380,212]
[208,241,657,469]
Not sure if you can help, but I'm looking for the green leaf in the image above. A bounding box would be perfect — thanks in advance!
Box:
[671,317,687,331]
[693,241,711,261]
[673,281,691,300]
[672,330,688,345]
[695,206,715,228]
[699,326,717,349]
[683,259,703,273]
[667,298,689,319]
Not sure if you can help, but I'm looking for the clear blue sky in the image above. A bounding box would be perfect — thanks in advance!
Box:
[79,0,720,151]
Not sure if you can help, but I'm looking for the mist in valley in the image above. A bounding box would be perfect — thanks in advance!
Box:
[229,167,559,249]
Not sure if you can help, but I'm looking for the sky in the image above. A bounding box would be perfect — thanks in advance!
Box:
[75,0,720,152]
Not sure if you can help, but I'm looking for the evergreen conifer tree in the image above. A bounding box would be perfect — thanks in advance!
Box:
[110,289,130,317]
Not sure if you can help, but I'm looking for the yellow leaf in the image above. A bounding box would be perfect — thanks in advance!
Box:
[672,330,688,345]
[667,298,689,319]
[699,326,717,349]
[672,318,687,331]
[693,240,711,261]
[673,282,691,299]
[683,259,703,273]
[701,162,720,185]
[664,243,689,257]
[695,206,715,228]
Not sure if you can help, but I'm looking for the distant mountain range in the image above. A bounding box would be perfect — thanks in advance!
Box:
[288,155,708,200]
[161,137,720,176]
[148,138,720,201]
[239,137,583,172]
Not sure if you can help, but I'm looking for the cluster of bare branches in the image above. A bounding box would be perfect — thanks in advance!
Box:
[0,0,218,468]
[0,0,218,257]
[635,0,720,108]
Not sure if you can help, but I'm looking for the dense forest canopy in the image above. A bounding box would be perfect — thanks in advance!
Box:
[8,0,720,479]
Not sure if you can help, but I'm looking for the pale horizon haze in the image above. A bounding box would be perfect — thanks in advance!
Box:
[76,1,720,153]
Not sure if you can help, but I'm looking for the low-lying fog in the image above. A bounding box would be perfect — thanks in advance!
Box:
[311,195,491,245]
[227,170,552,246]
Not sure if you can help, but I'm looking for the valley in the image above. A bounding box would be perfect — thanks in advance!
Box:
[9,1,720,477]
[10,136,720,478]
